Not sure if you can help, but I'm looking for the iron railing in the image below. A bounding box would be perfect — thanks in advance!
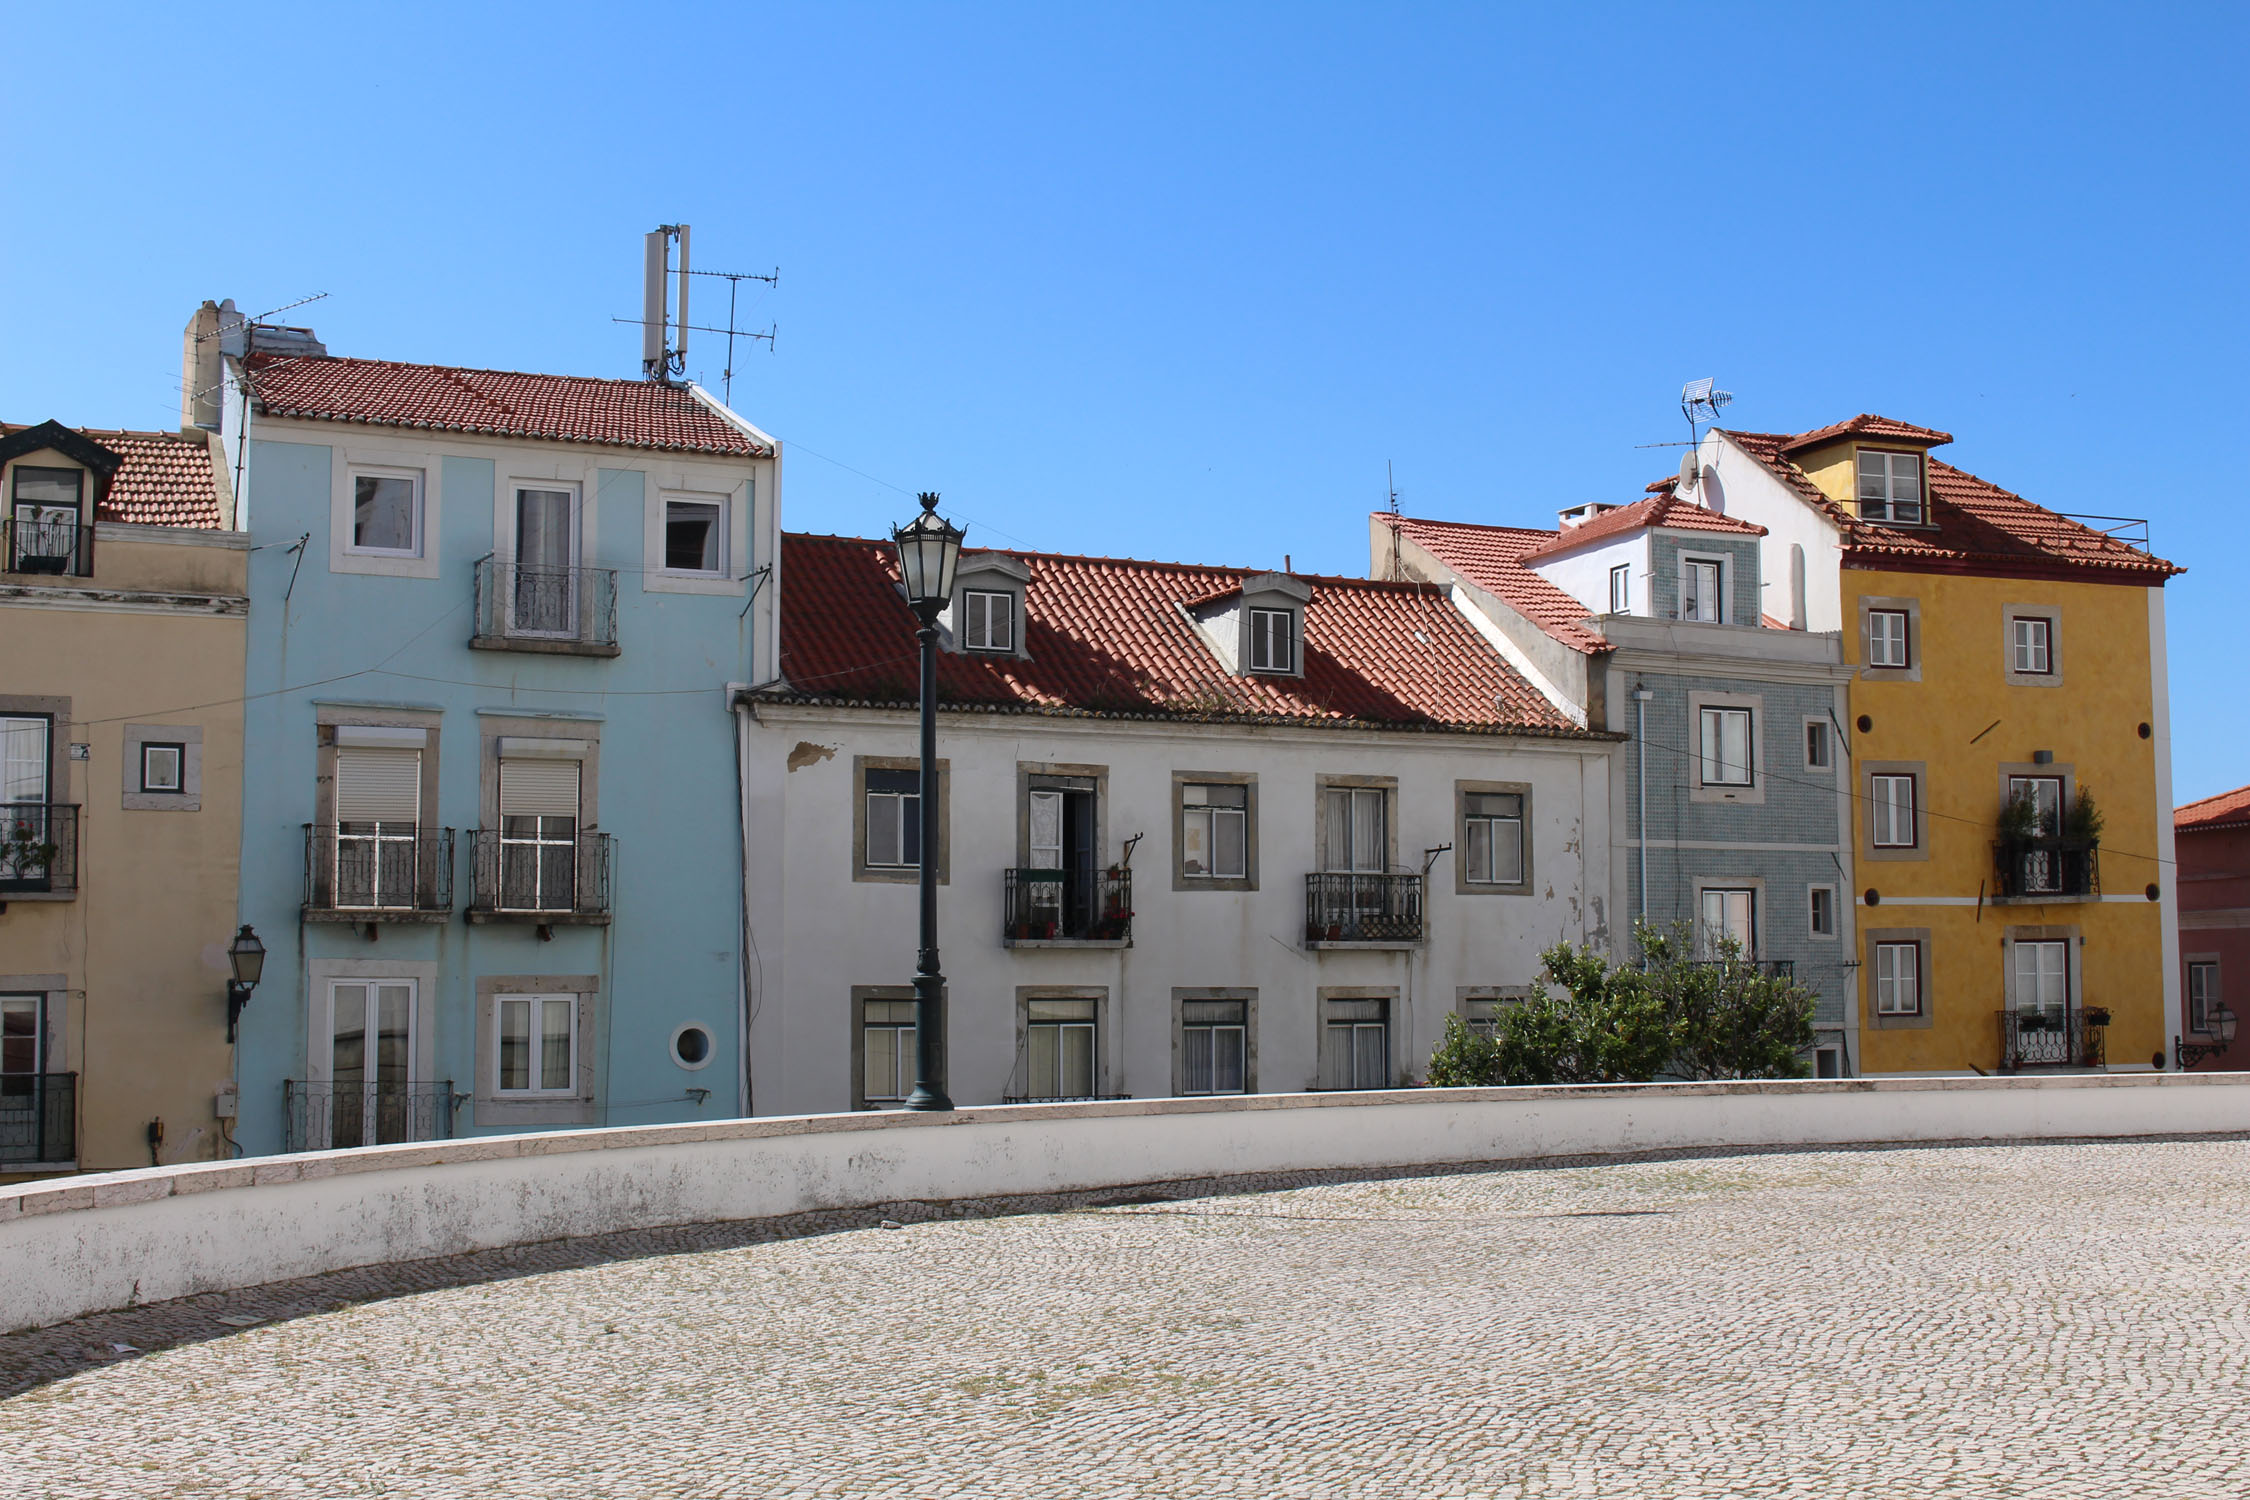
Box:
[0,1073,76,1165]
[284,1079,457,1153]
[467,829,613,919]
[0,804,79,894]
[1998,1009,2108,1071]
[1691,958,1797,980]
[1002,866,1133,942]
[472,554,619,651]
[2,518,94,577]
[1305,872,1425,944]
[1994,838,2100,899]
[302,825,455,914]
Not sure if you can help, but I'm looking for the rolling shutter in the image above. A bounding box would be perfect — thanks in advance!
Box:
[335,749,420,823]
[500,759,580,818]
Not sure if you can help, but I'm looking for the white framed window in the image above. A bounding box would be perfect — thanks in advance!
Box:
[510,482,581,636]
[1809,885,1837,938]
[1875,942,1921,1016]
[865,768,922,869]
[2189,961,2219,1033]
[3,714,53,804]
[1462,791,1525,885]
[1868,609,1911,668]
[962,589,1015,652]
[1023,997,1097,1100]
[1179,998,1247,1095]
[1319,997,1389,1090]
[662,496,726,576]
[1681,558,1724,623]
[498,758,581,912]
[139,742,185,794]
[1857,451,1924,524]
[1249,607,1295,673]
[496,993,577,1095]
[1871,774,1918,848]
[862,998,918,1104]
[323,978,419,1148]
[1699,887,1756,957]
[1323,786,1389,873]
[1181,782,1248,879]
[1698,707,1754,787]
[1608,564,1630,613]
[2010,616,2052,675]
[348,467,423,557]
[2012,940,2068,1018]
[1805,719,1833,770]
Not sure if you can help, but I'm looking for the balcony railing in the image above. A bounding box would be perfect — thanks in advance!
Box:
[3,518,94,577]
[467,829,613,922]
[1003,866,1133,943]
[0,1073,76,1166]
[471,554,620,655]
[1993,838,2100,900]
[1305,872,1425,944]
[302,825,455,917]
[284,1079,457,1153]
[0,804,79,894]
[1691,958,1797,980]
[1998,1008,2108,1071]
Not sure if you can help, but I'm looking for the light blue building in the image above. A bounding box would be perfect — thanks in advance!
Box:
[214,313,779,1153]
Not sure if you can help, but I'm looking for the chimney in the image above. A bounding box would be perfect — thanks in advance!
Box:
[1556,502,1619,529]
[182,301,226,431]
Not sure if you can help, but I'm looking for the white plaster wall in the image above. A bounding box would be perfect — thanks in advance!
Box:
[4,1074,2242,1334]
[1377,521,1593,719]
[1528,533,1646,618]
[1702,432,1846,634]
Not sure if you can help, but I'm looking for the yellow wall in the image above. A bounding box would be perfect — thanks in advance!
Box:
[1843,564,2169,1073]
[0,532,247,1171]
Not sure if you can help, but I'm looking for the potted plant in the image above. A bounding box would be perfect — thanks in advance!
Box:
[0,818,59,883]
[2016,1007,2049,1032]
[1998,792,2044,844]
[2065,788,2105,847]
[2083,1006,2112,1027]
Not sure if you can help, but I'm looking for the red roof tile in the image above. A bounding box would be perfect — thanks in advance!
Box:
[2177,784,2250,833]
[245,355,771,457]
[1517,494,1764,562]
[1387,515,1610,655]
[765,534,1594,737]
[1780,414,1956,452]
[0,423,224,527]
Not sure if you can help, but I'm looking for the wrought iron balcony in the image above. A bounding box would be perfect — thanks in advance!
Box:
[1003,866,1133,944]
[470,554,620,656]
[1998,1008,2108,1071]
[0,1073,76,1166]
[1993,837,2100,900]
[284,1079,457,1153]
[467,829,613,924]
[1305,872,1425,945]
[0,803,79,895]
[302,824,455,919]
[2,518,94,577]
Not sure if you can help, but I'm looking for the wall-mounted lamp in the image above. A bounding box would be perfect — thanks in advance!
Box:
[226,924,265,1042]
[2176,1005,2238,1070]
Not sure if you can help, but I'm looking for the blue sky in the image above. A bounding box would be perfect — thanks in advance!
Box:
[4,2,2243,798]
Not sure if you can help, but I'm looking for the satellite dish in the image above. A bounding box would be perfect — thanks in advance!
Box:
[1677,452,1699,495]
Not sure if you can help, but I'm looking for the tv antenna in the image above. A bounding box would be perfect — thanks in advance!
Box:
[618,224,777,401]
[1383,460,1405,580]
[1673,378,1734,496]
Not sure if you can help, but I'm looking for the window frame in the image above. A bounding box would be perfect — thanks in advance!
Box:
[853,755,948,885]
[494,992,579,1097]
[1176,774,1255,890]
[1856,449,1926,525]
[2009,616,2051,676]
[1858,596,1921,680]
[1455,780,1532,895]
[138,741,186,795]
[1696,883,1759,959]
[1862,763,1927,860]
[659,494,729,578]
[1317,990,1393,1092]
[1804,717,1833,772]
[2000,604,2064,688]
[1698,706,1754,788]
[1867,610,1911,669]
[1608,563,1630,614]
[1316,776,1396,875]
[1874,941,1922,1016]
[1863,929,1933,1030]
[344,465,425,559]
[1679,554,1726,624]
[1017,990,1105,1102]
[1871,773,1918,848]
[1247,606,1296,674]
[2187,959,2219,1034]
[1174,990,1254,1097]
[960,589,1016,653]
[1809,884,1838,940]
[1688,691,1765,804]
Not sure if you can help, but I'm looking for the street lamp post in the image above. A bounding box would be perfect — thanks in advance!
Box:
[225,924,266,1042]
[892,492,964,1111]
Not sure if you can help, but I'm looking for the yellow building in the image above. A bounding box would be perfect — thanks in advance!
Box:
[1,419,248,1174]
[1700,416,2181,1075]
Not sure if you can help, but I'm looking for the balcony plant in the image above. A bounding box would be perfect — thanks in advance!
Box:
[0,818,59,882]
[1998,791,2048,843]
[2083,1006,2112,1027]
[2065,788,2104,847]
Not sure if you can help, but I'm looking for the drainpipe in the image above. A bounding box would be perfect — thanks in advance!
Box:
[1632,685,1654,942]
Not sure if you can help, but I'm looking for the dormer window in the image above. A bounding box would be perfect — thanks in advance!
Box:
[9,465,85,575]
[1857,451,1924,524]
[1248,607,1295,673]
[962,589,1015,652]
[945,552,1030,658]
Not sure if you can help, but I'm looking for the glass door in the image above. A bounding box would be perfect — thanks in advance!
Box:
[511,486,577,636]
[10,466,82,573]
[1,717,53,890]
[328,980,415,1148]
[2013,940,2069,1023]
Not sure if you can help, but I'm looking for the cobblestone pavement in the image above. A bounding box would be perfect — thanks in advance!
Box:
[5,1139,2249,1498]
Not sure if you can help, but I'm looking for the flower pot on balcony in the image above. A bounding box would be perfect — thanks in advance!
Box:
[2083,1007,2111,1027]
[1325,923,1342,941]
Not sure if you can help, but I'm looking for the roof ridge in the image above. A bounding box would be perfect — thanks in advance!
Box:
[2178,783,2250,813]
[249,351,667,390]
[784,530,1447,591]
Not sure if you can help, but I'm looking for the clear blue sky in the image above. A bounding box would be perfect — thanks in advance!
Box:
[5,2,2243,799]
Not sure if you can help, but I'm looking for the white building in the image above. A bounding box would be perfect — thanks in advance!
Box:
[735,532,1619,1114]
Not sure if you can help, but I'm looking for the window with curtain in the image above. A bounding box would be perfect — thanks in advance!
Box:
[10,466,82,571]
[334,747,420,908]
[1871,774,1918,848]
[1323,787,1387,873]
[864,768,922,869]
[497,994,576,1094]
[861,999,917,1105]
[1699,888,1756,957]
[512,485,577,634]
[1023,998,1097,1099]
[1462,792,1525,885]
[2,716,50,805]
[1698,707,1753,787]
[499,757,581,911]
[1179,998,1247,1095]
[328,980,415,1148]
[1875,943,1921,1016]
[1,994,44,1093]
[1319,998,1389,1090]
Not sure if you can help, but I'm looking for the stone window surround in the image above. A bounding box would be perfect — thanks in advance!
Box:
[1171,770,1259,893]
[1691,875,1768,959]
[2001,603,2065,689]
[1454,779,1534,895]
[1863,927,1934,1030]
[304,957,441,1083]
[2001,924,2083,1015]
[473,973,601,1127]
[850,984,946,1111]
[852,754,950,886]
[1171,987,1257,1097]
[1808,882,1840,941]
[1858,594,1923,682]
[330,443,441,580]
[1014,761,1110,869]
[644,478,753,597]
[479,714,603,831]
[1688,690,1766,805]
[1860,760,1928,863]
[313,704,444,832]
[1315,985,1397,1092]
[122,724,203,811]
[1313,773,1401,875]
[1013,985,1111,1100]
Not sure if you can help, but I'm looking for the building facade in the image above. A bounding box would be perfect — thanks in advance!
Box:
[218,312,780,1153]
[1,419,248,1174]
[2176,784,2249,1070]
[738,534,1618,1113]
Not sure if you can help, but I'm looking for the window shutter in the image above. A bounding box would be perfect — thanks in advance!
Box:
[500,759,580,819]
[335,749,420,823]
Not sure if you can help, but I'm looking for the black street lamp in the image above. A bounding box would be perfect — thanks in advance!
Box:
[2176,1005,2238,1070]
[892,492,964,1111]
[226,924,266,1042]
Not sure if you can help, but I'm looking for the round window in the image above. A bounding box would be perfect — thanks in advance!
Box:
[671,1024,713,1070]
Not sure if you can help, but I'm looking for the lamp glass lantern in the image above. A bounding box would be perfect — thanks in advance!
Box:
[892,492,965,613]
[2218,1005,2240,1048]
[227,925,266,988]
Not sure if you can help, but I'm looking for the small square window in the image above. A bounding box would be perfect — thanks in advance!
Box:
[1868,610,1911,669]
[2010,617,2052,675]
[1608,564,1630,613]
[140,742,186,794]
[1810,886,1836,937]
[663,498,726,575]
[1248,608,1295,673]
[963,590,1015,652]
[349,469,422,556]
[1805,719,1833,770]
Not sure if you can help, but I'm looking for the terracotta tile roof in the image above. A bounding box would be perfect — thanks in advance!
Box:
[763,534,1597,737]
[0,423,224,527]
[2177,784,2250,833]
[1780,414,1956,452]
[244,354,771,457]
[1386,514,1609,655]
[1516,494,1764,562]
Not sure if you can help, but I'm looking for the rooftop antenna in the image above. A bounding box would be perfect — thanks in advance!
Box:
[623,224,778,399]
[1384,460,1406,580]
[1678,378,1734,489]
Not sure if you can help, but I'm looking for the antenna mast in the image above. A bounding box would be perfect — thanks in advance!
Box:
[630,224,778,399]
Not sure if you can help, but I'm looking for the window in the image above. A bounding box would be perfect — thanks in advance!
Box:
[325,979,416,1149]
[1874,942,1921,1016]
[862,999,918,1104]
[9,465,84,573]
[1857,451,1924,524]
[1323,786,1388,873]
[1805,719,1833,770]
[1462,792,1525,886]
[2007,775,2064,838]
[2189,962,2219,1033]
[1181,783,1248,880]
[139,742,185,795]
[334,746,421,908]
[962,590,1015,652]
[2010,617,2052,675]
[2012,940,2068,1019]
[1810,886,1837,938]
[349,468,421,556]
[1319,997,1390,1090]
[1608,564,1630,613]
[1461,994,1518,1038]
[1022,774,1102,936]
[496,994,576,1095]
[511,484,578,635]
[1023,998,1097,1100]
[1681,558,1723,623]
[865,768,922,869]
[2,714,52,805]
[1700,887,1756,957]
[498,758,581,911]
[1180,998,1247,1095]
[1248,607,1295,673]
[671,1024,712,1070]
[663,498,725,576]
[1698,707,1753,787]
[1868,609,1911,669]
[1871,773,1918,848]
[2,993,44,1091]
